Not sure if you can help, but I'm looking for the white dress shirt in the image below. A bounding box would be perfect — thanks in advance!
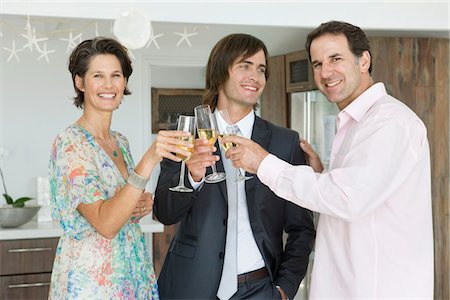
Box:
[258,83,434,299]
[215,110,266,274]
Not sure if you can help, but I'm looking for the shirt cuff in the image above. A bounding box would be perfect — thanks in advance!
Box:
[188,172,204,190]
[257,154,290,188]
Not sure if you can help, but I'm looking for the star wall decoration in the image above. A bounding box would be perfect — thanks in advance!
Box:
[1,15,205,64]
[173,26,198,47]
[22,18,33,51]
[37,43,56,63]
[21,16,34,51]
[21,27,48,53]
[3,40,24,63]
[60,32,82,53]
[145,27,164,49]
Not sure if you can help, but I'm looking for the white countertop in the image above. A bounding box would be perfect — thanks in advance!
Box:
[0,217,164,240]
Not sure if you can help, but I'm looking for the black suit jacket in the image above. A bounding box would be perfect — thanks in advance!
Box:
[154,115,315,299]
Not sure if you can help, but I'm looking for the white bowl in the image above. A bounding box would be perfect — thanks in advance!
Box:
[0,205,41,228]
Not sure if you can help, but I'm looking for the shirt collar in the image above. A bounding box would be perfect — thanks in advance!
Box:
[214,109,254,138]
[340,82,387,123]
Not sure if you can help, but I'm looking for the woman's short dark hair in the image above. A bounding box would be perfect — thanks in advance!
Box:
[305,20,372,74]
[68,37,133,108]
[203,33,270,111]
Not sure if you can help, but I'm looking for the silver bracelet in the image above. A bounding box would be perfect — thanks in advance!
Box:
[127,170,149,190]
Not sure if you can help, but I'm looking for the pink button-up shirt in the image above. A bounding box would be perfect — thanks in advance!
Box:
[258,83,433,299]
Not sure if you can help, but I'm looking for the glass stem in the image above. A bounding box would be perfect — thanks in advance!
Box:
[178,161,186,187]
[211,164,219,175]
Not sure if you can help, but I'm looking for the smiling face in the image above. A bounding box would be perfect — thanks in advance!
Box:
[218,49,267,114]
[310,33,371,110]
[75,54,126,113]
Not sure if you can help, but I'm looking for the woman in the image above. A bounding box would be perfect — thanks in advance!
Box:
[49,37,192,299]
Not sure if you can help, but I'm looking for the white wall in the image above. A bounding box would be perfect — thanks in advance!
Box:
[1,38,74,201]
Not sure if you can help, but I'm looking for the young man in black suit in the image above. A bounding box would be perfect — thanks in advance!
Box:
[154,33,315,300]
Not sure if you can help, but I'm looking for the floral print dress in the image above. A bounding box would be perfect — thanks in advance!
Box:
[49,124,159,300]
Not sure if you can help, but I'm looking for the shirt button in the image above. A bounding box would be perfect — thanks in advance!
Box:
[219,252,224,259]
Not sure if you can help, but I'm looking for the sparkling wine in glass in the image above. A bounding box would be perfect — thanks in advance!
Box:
[169,115,196,192]
[194,104,226,183]
[217,108,253,182]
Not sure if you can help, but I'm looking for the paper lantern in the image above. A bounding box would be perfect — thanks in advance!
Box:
[113,10,151,49]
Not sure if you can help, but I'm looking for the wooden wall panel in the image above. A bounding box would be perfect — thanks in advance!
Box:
[260,55,288,127]
[370,37,449,300]
[432,39,449,299]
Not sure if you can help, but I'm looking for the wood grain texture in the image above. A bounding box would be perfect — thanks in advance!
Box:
[370,37,449,300]
[0,272,51,300]
[260,55,288,127]
[0,238,58,299]
[0,238,58,276]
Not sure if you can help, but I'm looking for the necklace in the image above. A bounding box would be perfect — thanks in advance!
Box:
[81,116,118,157]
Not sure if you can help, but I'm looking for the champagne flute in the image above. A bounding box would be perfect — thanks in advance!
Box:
[194,104,226,183]
[169,115,196,192]
[217,108,253,182]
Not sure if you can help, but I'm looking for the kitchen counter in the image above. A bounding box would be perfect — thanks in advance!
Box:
[0,217,164,240]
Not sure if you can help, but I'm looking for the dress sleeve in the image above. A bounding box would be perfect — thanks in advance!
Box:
[49,131,106,239]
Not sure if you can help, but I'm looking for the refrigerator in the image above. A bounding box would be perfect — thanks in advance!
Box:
[290,90,339,170]
[289,90,339,300]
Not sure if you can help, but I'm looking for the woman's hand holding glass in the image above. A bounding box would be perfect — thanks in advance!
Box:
[169,115,197,192]
[144,130,193,166]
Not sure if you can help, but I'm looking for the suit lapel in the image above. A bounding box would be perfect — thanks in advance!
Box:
[211,140,228,201]
[245,116,270,198]
[212,115,271,204]
[251,116,271,149]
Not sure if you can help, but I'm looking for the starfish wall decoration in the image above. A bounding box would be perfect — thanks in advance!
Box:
[21,16,34,51]
[60,32,83,53]
[173,26,198,47]
[145,27,165,49]
[37,43,56,63]
[21,27,48,53]
[3,40,24,63]
[1,16,204,64]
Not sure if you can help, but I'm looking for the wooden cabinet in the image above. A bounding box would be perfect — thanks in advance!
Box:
[261,51,317,127]
[0,238,58,300]
[285,50,316,92]
[260,54,288,127]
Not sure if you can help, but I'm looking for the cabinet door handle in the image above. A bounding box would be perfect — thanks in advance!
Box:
[8,282,51,289]
[8,247,53,253]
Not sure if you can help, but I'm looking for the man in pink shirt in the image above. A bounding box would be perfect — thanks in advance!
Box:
[222,21,434,299]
